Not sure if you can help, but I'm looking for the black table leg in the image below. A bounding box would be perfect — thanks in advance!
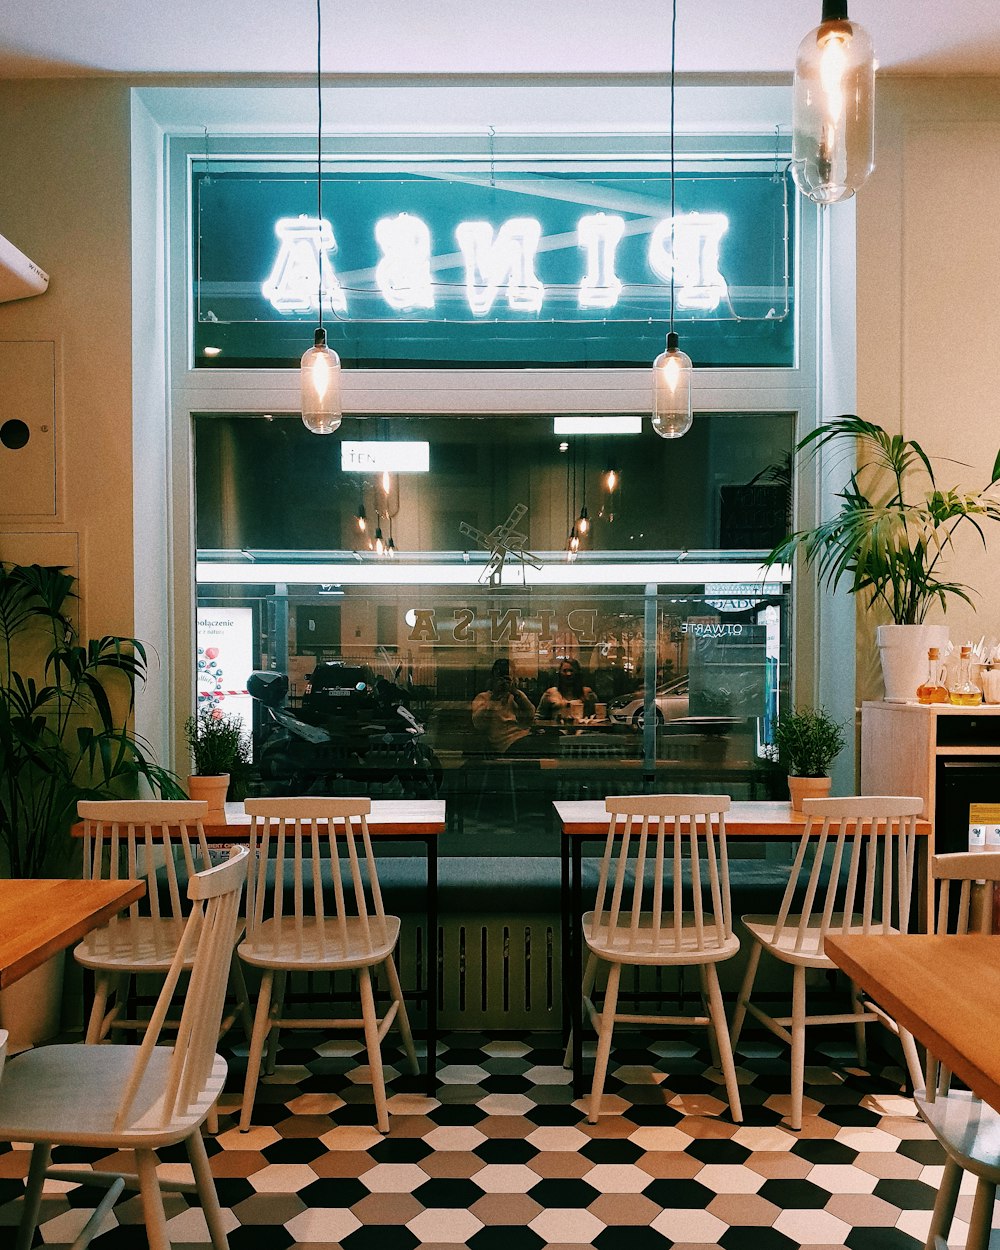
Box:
[571,837,585,1096]
[560,836,571,1043]
[426,835,438,1094]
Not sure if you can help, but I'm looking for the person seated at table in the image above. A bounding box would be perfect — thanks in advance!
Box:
[537,657,597,722]
[471,659,538,755]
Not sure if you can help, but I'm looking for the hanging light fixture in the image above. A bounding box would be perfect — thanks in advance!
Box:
[373,523,385,556]
[355,503,367,533]
[792,0,875,204]
[577,442,590,535]
[387,516,397,558]
[652,0,693,440]
[300,0,342,434]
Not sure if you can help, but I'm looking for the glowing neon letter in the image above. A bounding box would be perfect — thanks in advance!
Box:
[375,212,435,310]
[648,212,730,311]
[262,216,347,314]
[577,213,625,309]
[455,218,544,315]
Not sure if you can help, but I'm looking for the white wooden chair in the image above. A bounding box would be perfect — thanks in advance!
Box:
[238,797,419,1134]
[75,799,251,1046]
[577,794,743,1124]
[730,795,924,1130]
[0,847,249,1250]
[915,850,1000,1250]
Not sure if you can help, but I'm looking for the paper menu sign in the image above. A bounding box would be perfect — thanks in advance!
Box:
[968,803,1000,851]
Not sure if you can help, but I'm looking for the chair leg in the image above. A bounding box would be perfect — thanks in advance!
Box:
[229,952,254,1044]
[135,1148,170,1250]
[729,941,762,1051]
[898,1026,924,1094]
[14,1142,51,1250]
[383,955,419,1076]
[565,953,598,1069]
[84,973,111,1045]
[923,1154,962,1250]
[360,966,389,1134]
[265,971,287,1076]
[965,1176,997,1250]
[698,966,722,1070]
[704,962,743,1124]
[849,979,867,1066]
[240,968,274,1132]
[789,963,807,1131]
[588,961,621,1125]
[187,1127,230,1250]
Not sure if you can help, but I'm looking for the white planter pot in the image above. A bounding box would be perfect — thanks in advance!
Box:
[876,624,950,703]
[0,950,65,1050]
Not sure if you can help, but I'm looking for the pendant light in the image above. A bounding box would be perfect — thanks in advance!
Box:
[651,0,693,440]
[792,0,875,205]
[300,0,342,434]
[577,441,590,535]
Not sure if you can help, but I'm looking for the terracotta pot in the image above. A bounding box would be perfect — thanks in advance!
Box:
[187,773,230,823]
[787,774,832,813]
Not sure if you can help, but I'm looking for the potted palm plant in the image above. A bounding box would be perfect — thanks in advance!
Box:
[771,706,847,812]
[184,707,251,822]
[767,416,1000,701]
[0,561,182,1043]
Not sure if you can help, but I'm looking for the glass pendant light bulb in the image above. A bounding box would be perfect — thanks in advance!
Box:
[356,505,366,533]
[381,470,391,494]
[604,468,618,492]
[300,327,342,434]
[374,526,385,556]
[578,506,590,536]
[652,332,694,438]
[569,526,580,553]
[387,536,396,558]
[792,0,875,204]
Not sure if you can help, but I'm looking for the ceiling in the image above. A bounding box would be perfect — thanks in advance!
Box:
[2,0,999,79]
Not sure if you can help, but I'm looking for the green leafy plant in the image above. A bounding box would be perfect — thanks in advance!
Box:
[184,707,252,799]
[0,562,183,877]
[766,416,1000,624]
[771,706,847,778]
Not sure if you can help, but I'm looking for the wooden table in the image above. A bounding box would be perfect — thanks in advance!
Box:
[72,799,446,1090]
[825,933,1000,1111]
[0,878,145,990]
[556,800,933,1093]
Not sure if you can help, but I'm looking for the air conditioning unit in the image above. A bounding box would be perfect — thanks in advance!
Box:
[0,234,48,303]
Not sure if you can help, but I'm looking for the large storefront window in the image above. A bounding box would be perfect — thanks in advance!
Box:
[195,412,792,850]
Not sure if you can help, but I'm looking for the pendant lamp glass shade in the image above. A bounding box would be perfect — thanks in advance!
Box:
[300,327,342,434]
[792,0,875,205]
[652,332,693,439]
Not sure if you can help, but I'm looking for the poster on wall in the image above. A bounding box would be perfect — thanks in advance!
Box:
[196,608,254,739]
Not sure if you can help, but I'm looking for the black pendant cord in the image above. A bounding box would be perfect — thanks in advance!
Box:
[316,0,323,337]
[581,441,587,515]
[669,0,677,343]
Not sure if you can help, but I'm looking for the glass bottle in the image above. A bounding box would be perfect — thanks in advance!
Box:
[949,645,984,706]
[916,647,948,705]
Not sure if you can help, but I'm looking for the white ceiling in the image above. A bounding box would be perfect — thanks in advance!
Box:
[2,0,999,78]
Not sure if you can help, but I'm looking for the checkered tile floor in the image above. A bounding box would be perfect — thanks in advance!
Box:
[0,1027,994,1249]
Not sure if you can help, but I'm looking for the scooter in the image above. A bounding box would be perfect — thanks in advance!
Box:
[247,663,442,799]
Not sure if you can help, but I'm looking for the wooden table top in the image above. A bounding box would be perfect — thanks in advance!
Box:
[825,933,1000,1111]
[0,878,145,990]
[72,799,447,842]
[554,799,933,838]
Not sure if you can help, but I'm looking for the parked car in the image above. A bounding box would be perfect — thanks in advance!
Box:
[608,678,689,728]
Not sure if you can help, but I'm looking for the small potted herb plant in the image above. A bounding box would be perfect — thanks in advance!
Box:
[770,706,848,812]
[184,707,252,822]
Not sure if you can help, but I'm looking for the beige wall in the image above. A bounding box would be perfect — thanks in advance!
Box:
[857,77,1000,699]
[0,81,134,642]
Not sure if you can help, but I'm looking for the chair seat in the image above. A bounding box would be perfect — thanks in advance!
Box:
[74,915,245,972]
[583,910,740,965]
[0,1044,226,1149]
[239,914,401,971]
[915,1089,1000,1181]
[741,913,905,967]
